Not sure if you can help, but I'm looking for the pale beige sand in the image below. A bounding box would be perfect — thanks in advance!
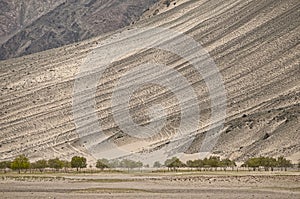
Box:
[0,172,299,199]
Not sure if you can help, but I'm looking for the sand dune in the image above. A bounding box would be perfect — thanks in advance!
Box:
[0,0,299,164]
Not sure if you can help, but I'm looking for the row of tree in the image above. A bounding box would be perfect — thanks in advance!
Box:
[162,156,297,171]
[242,156,293,171]
[96,158,143,170]
[0,155,87,173]
[0,155,298,173]
[162,156,236,171]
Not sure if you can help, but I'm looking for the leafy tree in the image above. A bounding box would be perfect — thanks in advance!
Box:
[96,159,110,170]
[32,160,48,172]
[186,159,204,169]
[260,157,277,171]
[164,157,184,171]
[186,157,235,171]
[61,160,71,172]
[0,161,12,173]
[116,159,143,172]
[108,159,120,168]
[220,158,236,171]
[153,161,162,168]
[71,156,87,171]
[136,161,143,168]
[245,156,291,171]
[206,156,221,168]
[48,158,63,171]
[11,155,30,173]
[244,157,261,171]
[277,156,292,171]
[120,159,143,171]
[221,158,236,167]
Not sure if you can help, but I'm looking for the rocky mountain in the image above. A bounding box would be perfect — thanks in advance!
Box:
[0,0,158,60]
[0,0,299,164]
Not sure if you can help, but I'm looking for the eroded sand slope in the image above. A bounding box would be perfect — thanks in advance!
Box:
[0,0,299,163]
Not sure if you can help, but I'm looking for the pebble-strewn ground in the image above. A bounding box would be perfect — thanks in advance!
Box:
[0,172,299,198]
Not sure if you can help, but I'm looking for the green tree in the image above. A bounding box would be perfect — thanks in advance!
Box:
[220,158,236,171]
[11,155,30,173]
[260,157,277,171]
[96,159,110,170]
[164,157,184,171]
[186,159,204,169]
[136,161,143,168]
[244,157,260,171]
[0,161,12,173]
[153,161,162,168]
[61,160,71,173]
[71,156,87,171]
[277,156,292,171]
[33,160,48,173]
[108,159,120,168]
[119,159,143,171]
[207,156,221,168]
[48,158,63,171]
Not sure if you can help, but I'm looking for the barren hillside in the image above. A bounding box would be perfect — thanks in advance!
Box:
[0,0,158,60]
[0,0,299,164]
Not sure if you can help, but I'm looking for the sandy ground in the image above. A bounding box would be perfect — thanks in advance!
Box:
[0,172,299,198]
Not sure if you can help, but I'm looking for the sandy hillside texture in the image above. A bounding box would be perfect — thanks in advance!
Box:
[0,0,299,163]
[0,0,158,60]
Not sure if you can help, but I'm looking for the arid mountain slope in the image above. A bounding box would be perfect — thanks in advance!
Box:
[0,0,299,164]
[0,0,158,60]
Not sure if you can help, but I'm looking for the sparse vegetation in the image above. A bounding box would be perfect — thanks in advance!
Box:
[0,155,296,174]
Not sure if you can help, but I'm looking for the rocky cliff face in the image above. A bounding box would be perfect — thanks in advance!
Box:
[0,0,299,164]
[0,0,158,60]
